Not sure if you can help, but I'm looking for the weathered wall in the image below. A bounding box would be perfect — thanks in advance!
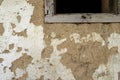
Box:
[0,0,120,80]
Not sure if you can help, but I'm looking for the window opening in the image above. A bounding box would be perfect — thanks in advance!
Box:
[44,0,120,23]
[56,0,102,14]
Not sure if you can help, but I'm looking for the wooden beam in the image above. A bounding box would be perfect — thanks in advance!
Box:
[45,0,54,15]
[45,14,120,23]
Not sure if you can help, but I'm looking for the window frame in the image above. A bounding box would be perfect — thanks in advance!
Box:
[44,0,120,23]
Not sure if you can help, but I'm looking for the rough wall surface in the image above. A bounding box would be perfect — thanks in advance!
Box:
[0,0,120,80]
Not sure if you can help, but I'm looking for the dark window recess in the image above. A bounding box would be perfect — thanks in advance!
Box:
[45,0,120,23]
[56,0,102,14]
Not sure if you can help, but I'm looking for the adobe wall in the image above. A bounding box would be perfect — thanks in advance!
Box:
[0,0,120,80]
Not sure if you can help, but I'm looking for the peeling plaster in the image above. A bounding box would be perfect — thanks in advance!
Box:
[13,29,28,37]
[0,0,3,5]
[0,23,4,36]
[0,0,75,80]
[0,0,45,79]
[0,58,3,63]
[9,44,14,50]
[0,0,120,80]
[93,33,120,80]
[70,32,105,46]
[26,37,75,80]
[10,53,33,75]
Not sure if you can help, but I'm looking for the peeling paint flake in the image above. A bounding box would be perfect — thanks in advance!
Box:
[70,32,105,46]
[108,33,120,52]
